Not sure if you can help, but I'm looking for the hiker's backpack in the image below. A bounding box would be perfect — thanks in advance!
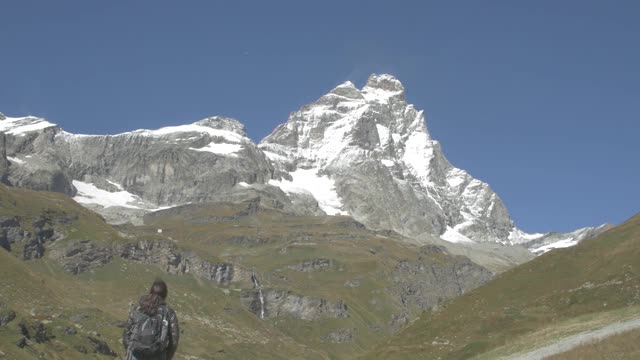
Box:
[128,305,170,357]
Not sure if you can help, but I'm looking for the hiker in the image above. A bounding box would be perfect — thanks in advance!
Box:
[123,279,180,360]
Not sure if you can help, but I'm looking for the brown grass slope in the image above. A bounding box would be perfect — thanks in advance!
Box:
[364,213,640,360]
[0,184,491,359]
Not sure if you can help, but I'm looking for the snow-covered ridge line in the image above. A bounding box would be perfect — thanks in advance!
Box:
[189,142,244,156]
[2,73,605,255]
[528,224,612,254]
[68,124,248,143]
[0,116,57,135]
[22,115,252,146]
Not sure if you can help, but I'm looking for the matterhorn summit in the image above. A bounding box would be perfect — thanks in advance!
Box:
[260,75,503,242]
[259,74,608,252]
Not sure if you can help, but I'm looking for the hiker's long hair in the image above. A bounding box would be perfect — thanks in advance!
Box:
[139,279,168,316]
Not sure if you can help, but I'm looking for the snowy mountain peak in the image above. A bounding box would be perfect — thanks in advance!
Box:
[193,116,248,136]
[362,74,406,103]
[329,81,364,100]
[364,73,405,92]
[0,115,57,136]
[260,73,536,246]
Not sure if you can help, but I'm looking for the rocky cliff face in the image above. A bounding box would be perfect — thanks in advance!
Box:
[241,289,350,321]
[0,214,66,260]
[0,115,321,223]
[0,74,605,254]
[261,74,510,240]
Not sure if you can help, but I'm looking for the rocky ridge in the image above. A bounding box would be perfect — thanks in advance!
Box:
[0,75,606,254]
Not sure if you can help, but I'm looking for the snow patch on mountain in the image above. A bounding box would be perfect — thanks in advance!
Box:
[7,156,25,165]
[376,124,390,146]
[189,142,244,156]
[527,224,612,254]
[262,150,287,161]
[106,179,124,191]
[441,227,475,244]
[402,132,436,187]
[268,168,348,216]
[72,180,171,211]
[381,159,395,167]
[0,116,56,135]
[446,168,467,189]
[509,229,545,243]
[531,238,581,254]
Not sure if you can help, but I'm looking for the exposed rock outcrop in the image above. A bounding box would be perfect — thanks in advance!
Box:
[0,133,10,184]
[87,336,117,357]
[0,304,16,327]
[322,328,356,343]
[241,289,349,320]
[116,240,240,285]
[47,238,242,286]
[48,240,113,274]
[17,320,52,344]
[288,258,336,272]
[0,216,24,251]
[0,214,65,259]
[391,245,493,311]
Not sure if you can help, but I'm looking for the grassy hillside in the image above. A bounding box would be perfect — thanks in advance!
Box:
[0,185,491,359]
[0,184,120,243]
[365,213,640,359]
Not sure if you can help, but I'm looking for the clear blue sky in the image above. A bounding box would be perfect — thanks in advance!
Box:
[1,0,638,233]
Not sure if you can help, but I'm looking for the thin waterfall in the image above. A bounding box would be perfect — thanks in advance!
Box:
[251,271,265,319]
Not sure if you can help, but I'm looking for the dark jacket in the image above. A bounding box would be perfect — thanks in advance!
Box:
[123,297,180,360]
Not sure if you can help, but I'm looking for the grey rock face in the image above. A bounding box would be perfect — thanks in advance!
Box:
[391,245,493,311]
[0,304,16,327]
[16,336,28,348]
[1,115,275,213]
[344,279,361,288]
[0,133,9,184]
[46,238,241,286]
[321,328,356,343]
[388,313,410,334]
[17,321,51,344]
[87,336,117,357]
[288,258,336,272]
[3,128,75,195]
[60,116,273,206]
[0,215,65,259]
[48,240,113,274]
[0,216,25,251]
[241,289,349,320]
[116,240,240,285]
